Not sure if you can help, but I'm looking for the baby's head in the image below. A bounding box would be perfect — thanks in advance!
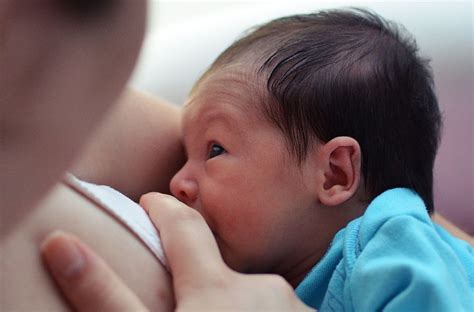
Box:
[170,8,442,283]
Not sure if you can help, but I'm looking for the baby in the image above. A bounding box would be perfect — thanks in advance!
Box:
[165,8,473,310]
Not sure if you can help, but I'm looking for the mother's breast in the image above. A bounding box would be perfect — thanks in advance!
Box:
[1,182,174,311]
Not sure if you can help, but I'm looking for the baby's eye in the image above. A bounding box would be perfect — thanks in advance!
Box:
[208,143,226,159]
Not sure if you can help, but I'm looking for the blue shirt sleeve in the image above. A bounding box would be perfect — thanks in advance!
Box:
[347,215,474,311]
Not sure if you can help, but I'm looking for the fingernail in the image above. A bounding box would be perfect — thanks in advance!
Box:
[41,231,86,279]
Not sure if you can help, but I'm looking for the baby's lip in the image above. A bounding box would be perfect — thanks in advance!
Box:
[192,204,213,226]
[212,233,222,246]
[188,201,201,212]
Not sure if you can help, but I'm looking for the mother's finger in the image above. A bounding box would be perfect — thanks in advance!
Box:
[140,193,228,294]
[41,231,147,312]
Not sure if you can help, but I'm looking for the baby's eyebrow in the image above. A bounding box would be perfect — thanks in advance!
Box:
[206,112,251,141]
[203,111,238,128]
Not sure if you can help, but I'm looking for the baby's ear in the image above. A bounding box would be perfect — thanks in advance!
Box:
[313,137,361,206]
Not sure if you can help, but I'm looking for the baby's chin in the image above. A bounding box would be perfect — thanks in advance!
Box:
[214,237,241,270]
[215,238,256,274]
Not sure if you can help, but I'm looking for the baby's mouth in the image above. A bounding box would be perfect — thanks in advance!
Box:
[210,230,219,240]
[211,231,222,244]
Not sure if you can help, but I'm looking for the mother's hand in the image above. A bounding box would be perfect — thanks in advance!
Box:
[41,193,313,311]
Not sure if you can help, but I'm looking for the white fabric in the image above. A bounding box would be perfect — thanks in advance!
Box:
[63,174,167,267]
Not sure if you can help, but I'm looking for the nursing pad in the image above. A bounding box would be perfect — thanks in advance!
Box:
[63,173,168,267]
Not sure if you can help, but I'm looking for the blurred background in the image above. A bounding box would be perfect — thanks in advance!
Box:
[131,0,473,233]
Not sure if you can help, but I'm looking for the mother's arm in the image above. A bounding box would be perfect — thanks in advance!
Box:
[432,213,474,246]
[71,87,185,200]
[1,88,183,311]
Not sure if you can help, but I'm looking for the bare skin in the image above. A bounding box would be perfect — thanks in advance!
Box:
[432,213,474,246]
[0,1,182,308]
[40,194,314,312]
[0,0,146,234]
[1,88,182,311]
[71,88,185,200]
[2,183,174,311]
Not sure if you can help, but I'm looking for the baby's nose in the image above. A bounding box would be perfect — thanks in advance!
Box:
[169,170,198,207]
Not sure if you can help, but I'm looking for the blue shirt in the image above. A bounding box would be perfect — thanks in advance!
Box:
[295,188,474,311]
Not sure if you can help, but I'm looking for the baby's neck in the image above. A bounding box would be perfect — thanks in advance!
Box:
[282,198,368,288]
[282,241,332,288]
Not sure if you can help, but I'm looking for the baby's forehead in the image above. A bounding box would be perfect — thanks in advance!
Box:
[193,64,260,95]
[184,66,268,121]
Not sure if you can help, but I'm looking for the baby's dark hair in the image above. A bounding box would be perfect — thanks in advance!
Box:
[198,8,442,213]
